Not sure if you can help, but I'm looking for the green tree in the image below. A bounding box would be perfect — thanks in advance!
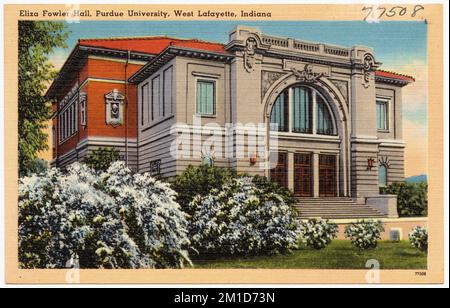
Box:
[18,21,68,175]
[381,182,428,217]
[84,147,120,172]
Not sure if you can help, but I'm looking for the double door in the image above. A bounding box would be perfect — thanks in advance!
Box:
[271,152,337,198]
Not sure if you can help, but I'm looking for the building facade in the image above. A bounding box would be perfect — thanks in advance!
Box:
[47,26,414,219]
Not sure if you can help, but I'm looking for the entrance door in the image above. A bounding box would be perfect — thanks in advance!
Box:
[270,152,288,188]
[319,154,337,197]
[294,153,312,197]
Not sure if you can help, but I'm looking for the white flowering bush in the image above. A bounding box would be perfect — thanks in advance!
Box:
[409,226,428,252]
[298,219,338,250]
[19,162,191,269]
[189,177,298,256]
[344,220,385,250]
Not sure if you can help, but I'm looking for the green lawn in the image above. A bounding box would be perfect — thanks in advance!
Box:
[193,240,427,269]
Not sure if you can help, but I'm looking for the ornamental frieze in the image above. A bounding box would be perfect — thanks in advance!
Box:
[244,37,258,72]
[261,71,286,99]
[362,53,376,88]
[330,79,349,104]
[291,64,324,83]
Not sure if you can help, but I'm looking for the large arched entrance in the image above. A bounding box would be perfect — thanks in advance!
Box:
[263,74,351,198]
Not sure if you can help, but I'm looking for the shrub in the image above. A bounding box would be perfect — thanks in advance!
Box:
[381,182,427,217]
[171,165,236,215]
[84,147,119,172]
[409,226,428,252]
[298,219,338,249]
[344,220,385,250]
[19,161,191,269]
[189,177,298,256]
[251,175,296,207]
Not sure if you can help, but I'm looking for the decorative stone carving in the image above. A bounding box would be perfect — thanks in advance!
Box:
[261,71,286,98]
[105,89,124,126]
[362,53,376,88]
[291,64,324,83]
[244,37,257,72]
[331,79,349,104]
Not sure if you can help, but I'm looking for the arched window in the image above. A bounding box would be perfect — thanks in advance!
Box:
[317,95,334,135]
[292,87,312,133]
[269,91,288,132]
[269,85,336,135]
[378,164,388,187]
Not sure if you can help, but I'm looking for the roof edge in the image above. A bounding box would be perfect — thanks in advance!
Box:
[129,46,234,84]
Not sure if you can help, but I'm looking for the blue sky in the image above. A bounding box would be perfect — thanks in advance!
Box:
[50,21,428,176]
[57,20,427,66]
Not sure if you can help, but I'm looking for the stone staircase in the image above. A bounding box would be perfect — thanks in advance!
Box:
[295,197,386,219]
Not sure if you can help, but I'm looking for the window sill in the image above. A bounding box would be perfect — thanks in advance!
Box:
[377,129,390,133]
[195,114,217,118]
[273,131,341,141]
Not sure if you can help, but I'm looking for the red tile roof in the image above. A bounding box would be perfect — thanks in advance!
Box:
[78,36,228,55]
[375,69,415,82]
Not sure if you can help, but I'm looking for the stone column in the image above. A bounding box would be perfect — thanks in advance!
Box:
[313,151,319,197]
[350,46,380,201]
[288,151,295,191]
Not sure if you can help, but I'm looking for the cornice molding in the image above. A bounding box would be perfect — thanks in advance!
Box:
[129,46,234,84]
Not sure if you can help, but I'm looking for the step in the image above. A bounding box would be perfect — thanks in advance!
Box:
[293,198,386,219]
[298,200,357,202]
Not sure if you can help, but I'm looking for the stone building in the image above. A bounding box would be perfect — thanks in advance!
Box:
[47,26,414,219]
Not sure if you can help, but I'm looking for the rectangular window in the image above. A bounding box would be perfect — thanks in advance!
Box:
[196,80,215,115]
[52,126,56,150]
[67,108,70,137]
[141,83,149,125]
[58,114,61,143]
[292,87,312,133]
[151,76,160,121]
[80,97,86,126]
[376,99,389,131]
[69,105,73,135]
[163,67,173,116]
[64,111,68,139]
[74,101,78,132]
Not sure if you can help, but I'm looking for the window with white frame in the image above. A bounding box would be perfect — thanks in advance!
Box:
[196,79,215,116]
[376,98,389,131]
[80,92,87,126]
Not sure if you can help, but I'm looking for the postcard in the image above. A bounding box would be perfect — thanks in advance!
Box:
[2,2,446,285]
